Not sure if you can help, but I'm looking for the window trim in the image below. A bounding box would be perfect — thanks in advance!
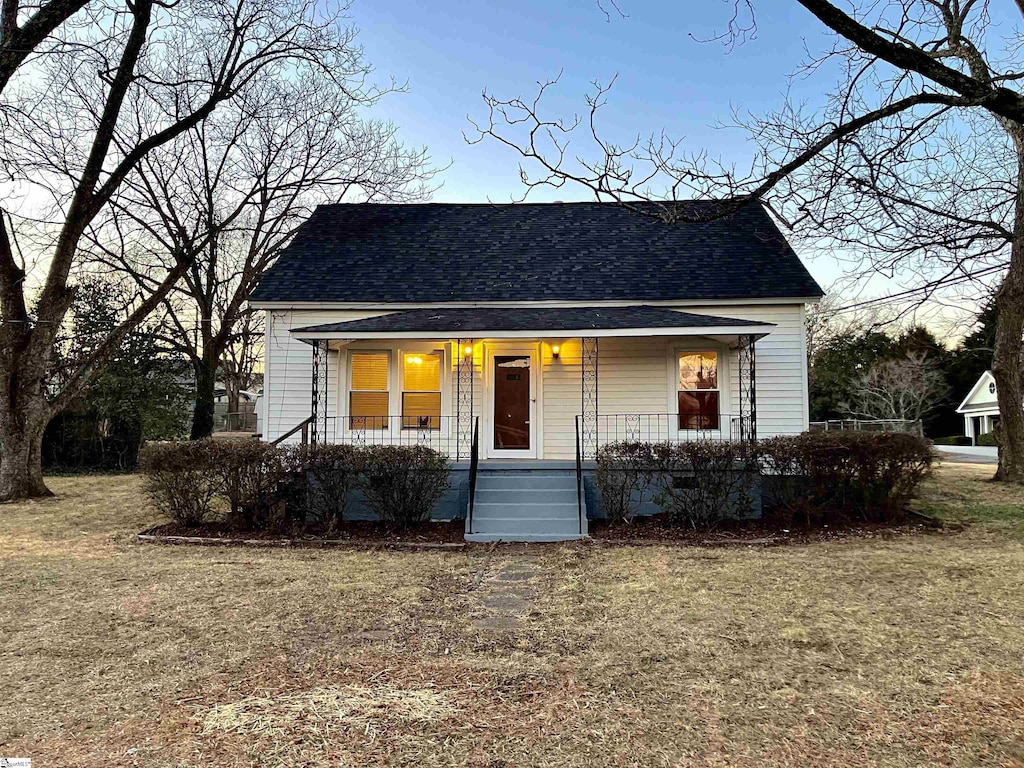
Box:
[347,349,392,432]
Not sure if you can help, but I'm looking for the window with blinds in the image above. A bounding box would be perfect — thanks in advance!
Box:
[402,352,441,429]
[350,352,389,430]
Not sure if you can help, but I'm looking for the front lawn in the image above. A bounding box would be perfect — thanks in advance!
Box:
[1,463,1023,766]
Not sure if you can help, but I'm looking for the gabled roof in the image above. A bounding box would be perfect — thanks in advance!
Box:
[250,201,823,304]
[290,306,774,340]
[957,370,998,413]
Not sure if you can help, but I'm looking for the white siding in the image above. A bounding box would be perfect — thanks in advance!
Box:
[263,303,811,455]
[264,309,481,445]
[684,304,810,438]
[263,309,379,443]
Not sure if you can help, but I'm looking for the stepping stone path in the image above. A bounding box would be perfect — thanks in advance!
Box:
[471,555,543,633]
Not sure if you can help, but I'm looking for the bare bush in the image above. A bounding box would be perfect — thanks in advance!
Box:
[652,441,757,529]
[594,442,656,524]
[358,445,451,528]
[138,441,221,526]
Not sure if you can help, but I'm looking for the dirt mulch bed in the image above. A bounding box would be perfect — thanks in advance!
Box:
[587,512,955,547]
[138,519,466,549]
[139,513,957,551]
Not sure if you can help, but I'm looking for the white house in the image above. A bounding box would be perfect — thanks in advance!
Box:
[956,371,1000,443]
[249,201,823,541]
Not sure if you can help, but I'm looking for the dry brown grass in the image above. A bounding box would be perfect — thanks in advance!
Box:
[916,461,1024,537]
[1,467,1023,766]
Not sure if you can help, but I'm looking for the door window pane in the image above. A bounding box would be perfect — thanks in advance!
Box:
[494,355,531,449]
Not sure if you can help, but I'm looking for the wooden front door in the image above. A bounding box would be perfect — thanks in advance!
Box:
[493,355,531,451]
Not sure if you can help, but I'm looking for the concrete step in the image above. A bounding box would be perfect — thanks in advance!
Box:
[468,516,582,535]
[472,503,579,521]
[476,473,577,490]
[465,532,586,543]
[466,468,588,542]
[475,488,578,505]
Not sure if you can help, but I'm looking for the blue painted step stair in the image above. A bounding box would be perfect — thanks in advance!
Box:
[465,469,588,542]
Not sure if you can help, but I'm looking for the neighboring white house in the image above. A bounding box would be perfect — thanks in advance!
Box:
[956,371,1000,443]
[248,202,823,540]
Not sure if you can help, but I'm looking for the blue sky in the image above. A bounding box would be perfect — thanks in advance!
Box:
[347,1,1010,322]
[351,1,839,285]
[355,1,826,197]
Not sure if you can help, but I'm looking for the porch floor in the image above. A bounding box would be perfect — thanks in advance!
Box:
[453,459,596,471]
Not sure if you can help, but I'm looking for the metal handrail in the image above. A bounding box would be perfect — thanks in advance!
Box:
[269,416,313,446]
[575,415,584,535]
[467,417,480,534]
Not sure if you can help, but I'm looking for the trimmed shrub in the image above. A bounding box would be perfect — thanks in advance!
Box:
[283,444,360,531]
[758,432,932,525]
[209,440,287,530]
[358,445,451,527]
[978,432,997,447]
[139,440,220,526]
[594,441,656,524]
[651,441,757,529]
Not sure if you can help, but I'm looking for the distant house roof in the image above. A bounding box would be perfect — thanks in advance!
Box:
[250,201,823,304]
[291,306,773,339]
[957,370,998,414]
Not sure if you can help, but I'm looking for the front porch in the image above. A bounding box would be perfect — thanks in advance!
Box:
[285,306,770,541]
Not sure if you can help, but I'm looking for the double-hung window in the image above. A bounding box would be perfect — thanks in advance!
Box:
[402,352,441,429]
[350,352,389,430]
[677,351,720,430]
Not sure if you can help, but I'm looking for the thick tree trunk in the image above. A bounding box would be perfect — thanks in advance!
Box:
[0,308,56,501]
[991,266,1024,483]
[190,355,218,439]
[991,136,1024,484]
[0,421,50,500]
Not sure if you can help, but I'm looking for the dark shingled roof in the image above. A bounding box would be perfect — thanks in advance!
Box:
[291,307,773,335]
[250,201,823,304]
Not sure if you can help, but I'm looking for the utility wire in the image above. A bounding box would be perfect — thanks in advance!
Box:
[825,264,1005,316]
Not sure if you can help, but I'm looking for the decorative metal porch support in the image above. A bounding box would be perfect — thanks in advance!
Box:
[309,339,329,445]
[581,336,598,459]
[737,334,758,443]
[455,339,474,460]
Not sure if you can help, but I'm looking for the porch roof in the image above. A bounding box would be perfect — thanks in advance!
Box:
[290,306,774,343]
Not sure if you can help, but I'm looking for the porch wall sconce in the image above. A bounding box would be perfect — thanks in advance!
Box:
[463,344,474,357]
[551,344,561,359]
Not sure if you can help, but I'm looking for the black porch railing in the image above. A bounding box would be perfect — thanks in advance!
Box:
[317,415,476,460]
[270,416,314,446]
[575,415,584,535]
[467,417,480,533]
[586,413,749,451]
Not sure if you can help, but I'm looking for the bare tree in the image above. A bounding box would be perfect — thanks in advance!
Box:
[470,0,1024,483]
[0,0,359,500]
[222,309,263,417]
[89,63,434,438]
[845,349,949,425]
